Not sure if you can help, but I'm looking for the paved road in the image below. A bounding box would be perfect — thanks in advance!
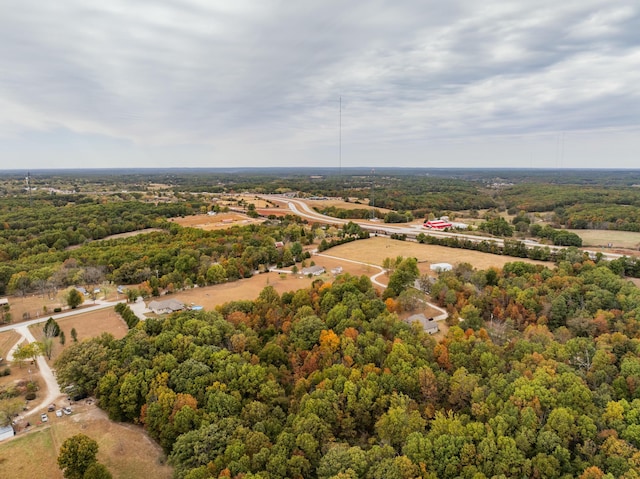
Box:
[263,195,624,261]
[1,298,149,420]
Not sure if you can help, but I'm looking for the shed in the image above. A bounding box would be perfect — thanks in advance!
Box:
[0,425,15,442]
[430,263,453,272]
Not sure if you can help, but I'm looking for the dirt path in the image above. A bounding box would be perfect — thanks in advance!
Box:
[315,252,449,325]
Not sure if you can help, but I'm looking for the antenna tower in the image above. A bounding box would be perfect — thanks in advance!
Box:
[370,168,375,220]
[26,171,32,207]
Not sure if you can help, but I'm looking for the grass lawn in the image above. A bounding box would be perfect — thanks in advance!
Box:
[325,236,551,270]
[0,404,172,479]
[0,330,19,360]
[568,229,640,250]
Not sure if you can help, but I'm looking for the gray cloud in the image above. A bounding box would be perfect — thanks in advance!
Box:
[0,0,638,168]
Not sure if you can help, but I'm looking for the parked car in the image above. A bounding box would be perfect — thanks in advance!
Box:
[47,404,55,412]
[56,409,63,417]
[41,413,48,422]
[62,407,72,415]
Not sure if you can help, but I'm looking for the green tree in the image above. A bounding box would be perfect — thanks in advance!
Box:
[57,434,99,479]
[66,289,84,309]
[384,257,419,298]
[71,328,78,342]
[83,462,112,479]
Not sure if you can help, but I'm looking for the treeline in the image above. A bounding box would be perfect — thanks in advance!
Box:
[0,196,192,259]
[54,268,640,478]
[0,220,367,297]
[114,303,139,329]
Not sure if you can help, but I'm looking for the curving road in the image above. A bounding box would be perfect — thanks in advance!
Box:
[263,195,624,261]
[1,299,148,420]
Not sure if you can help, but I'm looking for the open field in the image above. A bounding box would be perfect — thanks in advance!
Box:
[569,229,640,250]
[0,404,172,479]
[163,255,384,310]
[305,198,393,213]
[324,237,552,271]
[0,330,19,360]
[30,308,129,366]
[169,212,264,230]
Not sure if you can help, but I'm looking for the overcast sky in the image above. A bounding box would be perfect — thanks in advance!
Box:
[0,0,638,170]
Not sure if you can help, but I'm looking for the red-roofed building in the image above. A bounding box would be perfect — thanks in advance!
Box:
[423,219,452,230]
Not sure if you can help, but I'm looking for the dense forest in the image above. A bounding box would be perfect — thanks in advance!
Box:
[55,258,640,478]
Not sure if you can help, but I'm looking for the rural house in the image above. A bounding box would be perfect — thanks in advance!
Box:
[302,265,325,276]
[148,299,185,315]
[407,313,440,335]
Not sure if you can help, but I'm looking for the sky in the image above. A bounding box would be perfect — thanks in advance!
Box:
[0,0,639,170]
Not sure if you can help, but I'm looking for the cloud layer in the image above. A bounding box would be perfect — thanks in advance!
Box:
[1,0,639,168]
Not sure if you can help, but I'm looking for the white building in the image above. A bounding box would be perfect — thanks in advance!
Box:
[430,263,453,272]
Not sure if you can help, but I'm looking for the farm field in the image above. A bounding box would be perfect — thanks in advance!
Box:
[168,212,263,230]
[305,197,393,213]
[569,229,640,250]
[0,403,172,479]
[324,236,552,271]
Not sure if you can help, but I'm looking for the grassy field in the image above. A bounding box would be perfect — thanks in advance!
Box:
[0,404,172,479]
[568,229,640,250]
[30,308,129,366]
[0,330,19,361]
[325,236,551,271]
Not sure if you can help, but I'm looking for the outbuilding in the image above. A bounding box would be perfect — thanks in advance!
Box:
[430,263,453,272]
[0,425,15,442]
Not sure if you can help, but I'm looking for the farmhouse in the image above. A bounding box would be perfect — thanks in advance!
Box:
[302,265,325,276]
[407,313,440,335]
[430,263,453,272]
[423,219,452,230]
[148,299,185,315]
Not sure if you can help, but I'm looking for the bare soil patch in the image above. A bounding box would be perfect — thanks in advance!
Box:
[324,237,551,271]
[169,212,264,230]
[0,403,172,479]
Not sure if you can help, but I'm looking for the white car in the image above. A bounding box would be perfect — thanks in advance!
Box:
[63,407,72,415]
[41,413,48,422]
[56,409,63,417]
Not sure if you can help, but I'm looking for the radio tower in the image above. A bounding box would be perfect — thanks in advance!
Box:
[370,168,375,220]
[26,171,32,207]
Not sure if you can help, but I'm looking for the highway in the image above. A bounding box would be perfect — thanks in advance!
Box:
[262,195,624,261]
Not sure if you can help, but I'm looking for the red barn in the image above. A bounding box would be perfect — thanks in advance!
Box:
[423,219,452,230]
